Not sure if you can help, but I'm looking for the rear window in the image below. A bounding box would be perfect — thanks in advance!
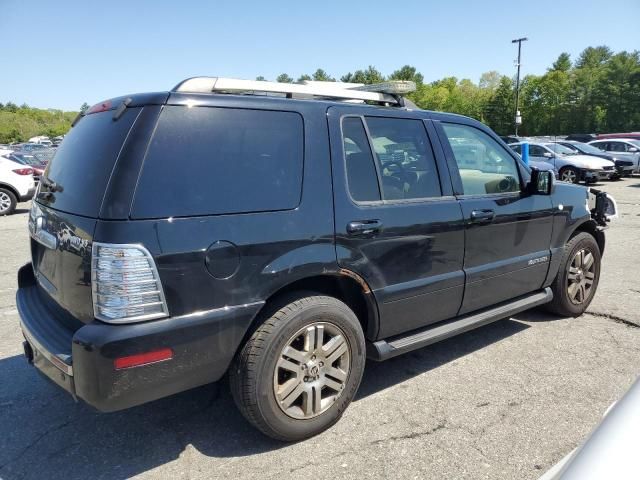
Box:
[131,106,304,219]
[39,108,140,217]
[38,108,140,217]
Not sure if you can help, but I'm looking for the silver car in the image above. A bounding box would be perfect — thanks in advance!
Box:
[588,138,640,173]
[510,142,614,183]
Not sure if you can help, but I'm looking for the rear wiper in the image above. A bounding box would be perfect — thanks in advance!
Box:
[41,177,63,192]
[112,98,132,121]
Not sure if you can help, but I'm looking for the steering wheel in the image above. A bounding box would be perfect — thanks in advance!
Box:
[381,160,408,189]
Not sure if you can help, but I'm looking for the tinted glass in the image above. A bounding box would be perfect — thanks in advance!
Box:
[442,123,520,195]
[342,117,381,202]
[40,108,140,217]
[132,106,303,218]
[608,142,626,152]
[529,145,548,156]
[510,144,522,154]
[366,117,441,200]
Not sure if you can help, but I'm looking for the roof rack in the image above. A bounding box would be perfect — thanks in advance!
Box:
[172,77,416,106]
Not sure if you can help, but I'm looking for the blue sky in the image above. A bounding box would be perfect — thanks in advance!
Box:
[2,0,638,111]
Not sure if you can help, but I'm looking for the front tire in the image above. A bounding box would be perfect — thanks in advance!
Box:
[230,295,366,442]
[546,232,601,317]
[559,166,579,184]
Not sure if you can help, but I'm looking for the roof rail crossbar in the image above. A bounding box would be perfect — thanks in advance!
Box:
[172,77,416,105]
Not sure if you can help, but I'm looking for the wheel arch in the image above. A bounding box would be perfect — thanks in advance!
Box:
[244,272,379,347]
[0,183,20,201]
[571,219,605,256]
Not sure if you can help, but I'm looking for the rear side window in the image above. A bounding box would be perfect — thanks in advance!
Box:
[366,117,441,200]
[341,116,441,203]
[132,106,303,218]
[40,108,140,217]
[342,117,381,202]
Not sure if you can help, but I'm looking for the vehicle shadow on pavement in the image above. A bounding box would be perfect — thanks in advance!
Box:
[357,317,530,399]
[0,317,532,480]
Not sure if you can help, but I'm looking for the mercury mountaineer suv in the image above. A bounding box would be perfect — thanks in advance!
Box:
[17,77,617,442]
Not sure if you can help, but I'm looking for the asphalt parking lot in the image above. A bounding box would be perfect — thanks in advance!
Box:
[1,179,639,480]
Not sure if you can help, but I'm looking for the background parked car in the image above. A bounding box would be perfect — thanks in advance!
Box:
[1,151,47,184]
[509,142,613,184]
[555,140,635,177]
[0,156,35,215]
[588,138,640,173]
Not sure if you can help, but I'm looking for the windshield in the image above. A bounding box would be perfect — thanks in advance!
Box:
[545,143,576,155]
[629,140,640,149]
[572,142,605,155]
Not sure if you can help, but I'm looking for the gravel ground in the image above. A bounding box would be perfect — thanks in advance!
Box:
[0,178,639,480]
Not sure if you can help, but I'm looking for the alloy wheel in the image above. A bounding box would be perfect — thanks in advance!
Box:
[567,248,596,305]
[0,191,11,214]
[273,322,351,419]
[560,169,577,183]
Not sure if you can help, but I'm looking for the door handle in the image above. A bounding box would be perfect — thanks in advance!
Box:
[470,209,495,224]
[347,220,383,236]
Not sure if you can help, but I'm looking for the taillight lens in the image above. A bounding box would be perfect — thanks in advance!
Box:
[91,243,169,323]
[13,168,33,175]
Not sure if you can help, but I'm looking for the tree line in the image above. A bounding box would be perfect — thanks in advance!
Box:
[1,45,637,144]
[0,102,80,144]
[262,45,640,136]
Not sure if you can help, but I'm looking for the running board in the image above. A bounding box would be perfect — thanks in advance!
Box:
[367,287,553,361]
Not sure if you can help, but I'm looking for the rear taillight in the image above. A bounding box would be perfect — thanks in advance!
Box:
[13,168,33,175]
[91,243,169,323]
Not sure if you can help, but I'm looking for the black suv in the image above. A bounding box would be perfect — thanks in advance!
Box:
[17,78,614,441]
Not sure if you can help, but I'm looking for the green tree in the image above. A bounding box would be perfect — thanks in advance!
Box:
[576,46,613,69]
[550,53,572,72]
[276,73,293,83]
[343,66,385,84]
[79,102,90,114]
[389,65,424,85]
[255,76,267,81]
[312,69,335,82]
[297,74,312,83]
[484,76,515,135]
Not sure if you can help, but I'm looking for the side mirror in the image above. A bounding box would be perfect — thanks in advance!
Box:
[543,152,553,158]
[628,147,638,153]
[529,167,553,195]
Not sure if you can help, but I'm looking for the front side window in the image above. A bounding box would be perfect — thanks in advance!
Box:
[529,145,548,157]
[442,123,521,196]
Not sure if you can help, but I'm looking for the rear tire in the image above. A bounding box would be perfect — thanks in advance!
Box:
[0,188,17,216]
[546,232,601,317]
[230,295,366,442]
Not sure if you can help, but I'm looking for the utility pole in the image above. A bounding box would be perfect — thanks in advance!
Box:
[512,37,528,136]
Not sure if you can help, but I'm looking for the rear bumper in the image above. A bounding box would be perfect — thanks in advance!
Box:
[17,263,262,412]
[19,187,36,202]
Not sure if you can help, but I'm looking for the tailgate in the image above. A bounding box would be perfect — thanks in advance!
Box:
[29,202,96,326]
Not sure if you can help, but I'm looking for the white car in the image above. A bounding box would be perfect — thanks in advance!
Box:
[588,138,640,173]
[0,155,36,215]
